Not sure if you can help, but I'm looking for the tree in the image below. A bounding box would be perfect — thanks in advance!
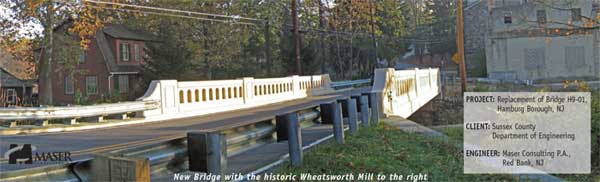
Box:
[141,22,193,81]
[1,0,109,105]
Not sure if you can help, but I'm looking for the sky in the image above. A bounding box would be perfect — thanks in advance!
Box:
[1,2,43,39]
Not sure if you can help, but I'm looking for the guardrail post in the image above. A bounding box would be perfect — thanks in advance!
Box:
[358,95,370,127]
[92,154,151,182]
[275,112,303,167]
[187,131,227,175]
[338,98,358,134]
[369,92,380,125]
[320,102,344,144]
[9,121,17,128]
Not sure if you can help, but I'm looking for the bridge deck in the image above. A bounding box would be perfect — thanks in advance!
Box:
[0,88,369,171]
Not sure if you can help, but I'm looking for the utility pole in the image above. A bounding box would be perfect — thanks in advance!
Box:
[292,0,302,75]
[457,0,467,94]
[264,19,272,76]
[317,0,327,74]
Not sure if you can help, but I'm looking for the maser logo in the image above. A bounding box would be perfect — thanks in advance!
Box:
[5,144,35,164]
[4,144,72,164]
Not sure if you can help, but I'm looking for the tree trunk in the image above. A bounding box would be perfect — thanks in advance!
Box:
[264,20,272,76]
[333,6,344,79]
[317,0,327,74]
[292,0,302,75]
[348,0,354,79]
[369,0,378,73]
[40,0,54,106]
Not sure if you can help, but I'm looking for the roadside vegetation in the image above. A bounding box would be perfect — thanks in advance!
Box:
[276,124,512,181]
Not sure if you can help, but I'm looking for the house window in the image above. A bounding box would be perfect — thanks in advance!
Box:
[120,42,130,62]
[571,8,581,21]
[86,76,97,95]
[118,75,129,93]
[504,12,512,24]
[536,10,546,24]
[64,76,74,95]
[5,89,16,104]
[134,44,140,61]
[79,51,86,63]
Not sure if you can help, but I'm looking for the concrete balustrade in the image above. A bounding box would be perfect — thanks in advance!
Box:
[372,68,440,118]
[137,74,332,120]
[0,74,334,128]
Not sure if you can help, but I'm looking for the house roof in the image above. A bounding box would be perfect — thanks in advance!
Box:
[102,24,157,41]
[96,24,157,74]
[0,49,36,80]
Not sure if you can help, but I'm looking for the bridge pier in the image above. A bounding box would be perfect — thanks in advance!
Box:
[187,131,227,175]
[275,112,303,167]
[320,102,344,144]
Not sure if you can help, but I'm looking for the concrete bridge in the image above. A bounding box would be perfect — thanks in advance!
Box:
[0,68,440,181]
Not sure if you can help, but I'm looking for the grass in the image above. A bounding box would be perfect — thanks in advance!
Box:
[439,126,463,141]
[275,124,512,181]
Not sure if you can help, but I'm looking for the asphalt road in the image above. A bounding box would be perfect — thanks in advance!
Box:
[0,88,368,171]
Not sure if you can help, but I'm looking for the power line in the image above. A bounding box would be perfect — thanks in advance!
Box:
[83,0,263,23]
[87,4,258,26]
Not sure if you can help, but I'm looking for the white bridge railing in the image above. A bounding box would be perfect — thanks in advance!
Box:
[372,68,439,118]
[0,74,333,125]
[137,74,333,120]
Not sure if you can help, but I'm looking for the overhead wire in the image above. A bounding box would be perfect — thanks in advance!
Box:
[86,4,258,26]
[83,0,263,22]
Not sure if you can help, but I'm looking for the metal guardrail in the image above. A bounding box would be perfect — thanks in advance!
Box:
[0,107,323,182]
[330,79,371,89]
[0,100,160,121]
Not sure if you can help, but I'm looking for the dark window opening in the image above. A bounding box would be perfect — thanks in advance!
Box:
[571,8,581,21]
[504,14,512,24]
[537,10,546,24]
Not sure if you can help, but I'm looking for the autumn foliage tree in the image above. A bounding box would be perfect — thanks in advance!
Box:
[1,0,111,105]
